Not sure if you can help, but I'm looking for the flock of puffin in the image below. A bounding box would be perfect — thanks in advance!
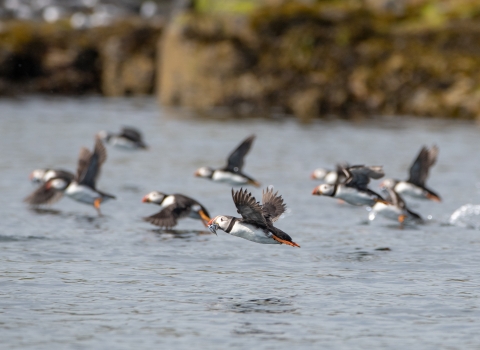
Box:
[25,127,441,249]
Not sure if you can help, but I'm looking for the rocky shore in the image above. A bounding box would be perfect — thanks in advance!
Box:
[3,0,480,120]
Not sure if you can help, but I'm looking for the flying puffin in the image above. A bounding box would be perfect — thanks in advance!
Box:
[142,191,211,229]
[29,168,74,185]
[24,172,74,206]
[62,136,116,215]
[369,187,422,224]
[194,135,260,187]
[380,145,441,202]
[311,163,348,184]
[208,187,299,247]
[312,165,387,206]
[97,126,147,150]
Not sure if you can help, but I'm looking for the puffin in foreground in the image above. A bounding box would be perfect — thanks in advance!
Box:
[60,136,115,215]
[194,135,260,187]
[312,165,387,206]
[369,187,422,224]
[142,191,211,229]
[381,145,441,202]
[208,188,299,247]
[97,126,147,150]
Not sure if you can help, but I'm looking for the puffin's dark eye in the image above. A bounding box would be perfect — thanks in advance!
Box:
[221,217,226,222]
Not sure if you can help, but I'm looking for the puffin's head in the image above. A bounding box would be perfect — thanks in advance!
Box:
[207,215,231,235]
[312,184,335,196]
[311,168,327,180]
[194,167,214,179]
[96,130,111,142]
[380,178,397,189]
[30,169,47,183]
[142,191,166,204]
[45,178,70,191]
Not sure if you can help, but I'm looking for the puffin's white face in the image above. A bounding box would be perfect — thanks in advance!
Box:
[195,167,213,178]
[380,178,396,189]
[30,169,47,183]
[142,191,166,204]
[312,184,335,196]
[208,215,230,234]
[311,168,327,180]
[97,130,109,142]
[46,178,69,191]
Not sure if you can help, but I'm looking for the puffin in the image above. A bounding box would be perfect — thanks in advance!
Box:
[207,187,299,247]
[312,165,387,206]
[311,163,348,184]
[24,173,74,206]
[369,187,422,224]
[97,126,147,150]
[142,191,211,229]
[62,136,116,215]
[194,135,260,187]
[29,168,74,184]
[380,145,441,202]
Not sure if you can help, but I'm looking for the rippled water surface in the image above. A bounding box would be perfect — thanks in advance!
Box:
[1,97,480,349]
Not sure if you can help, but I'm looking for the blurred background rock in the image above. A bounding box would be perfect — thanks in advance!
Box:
[2,0,480,120]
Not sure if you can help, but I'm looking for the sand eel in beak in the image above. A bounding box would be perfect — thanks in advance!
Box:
[194,135,260,187]
[312,165,387,207]
[24,174,73,207]
[381,145,441,202]
[97,126,147,150]
[63,136,115,215]
[370,187,422,224]
[29,168,74,185]
[142,191,211,229]
[311,163,348,184]
[208,188,299,247]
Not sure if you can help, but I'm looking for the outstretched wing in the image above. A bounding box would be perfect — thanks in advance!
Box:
[231,188,266,225]
[24,183,64,206]
[224,135,255,173]
[120,127,143,143]
[77,136,107,188]
[408,145,438,186]
[344,165,384,189]
[143,204,184,228]
[261,187,286,223]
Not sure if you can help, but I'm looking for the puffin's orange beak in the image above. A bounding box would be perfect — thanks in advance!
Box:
[310,172,316,180]
[194,170,200,177]
[142,195,149,203]
[207,218,215,226]
[29,172,34,181]
[312,187,321,195]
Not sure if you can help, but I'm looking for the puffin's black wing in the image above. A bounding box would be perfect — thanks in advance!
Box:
[344,165,384,190]
[120,127,143,143]
[408,145,438,186]
[232,188,266,226]
[78,136,107,188]
[143,204,186,228]
[24,183,64,206]
[224,135,255,173]
[261,188,286,223]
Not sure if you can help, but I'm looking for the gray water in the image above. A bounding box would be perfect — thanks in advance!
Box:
[1,96,480,349]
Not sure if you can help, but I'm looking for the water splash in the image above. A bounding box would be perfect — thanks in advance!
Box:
[449,204,480,229]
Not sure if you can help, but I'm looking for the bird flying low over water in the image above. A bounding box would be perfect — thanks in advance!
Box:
[369,187,422,224]
[381,145,441,202]
[194,135,260,187]
[312,165,387,207]
[142,192,211,229]
[63,136,115,215]
[97,126,147,150]
[208,187,300,247]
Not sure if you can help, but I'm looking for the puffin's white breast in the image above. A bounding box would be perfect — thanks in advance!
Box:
[212,170,248,185]
[228,222,279,244]
[65,183,101,204]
